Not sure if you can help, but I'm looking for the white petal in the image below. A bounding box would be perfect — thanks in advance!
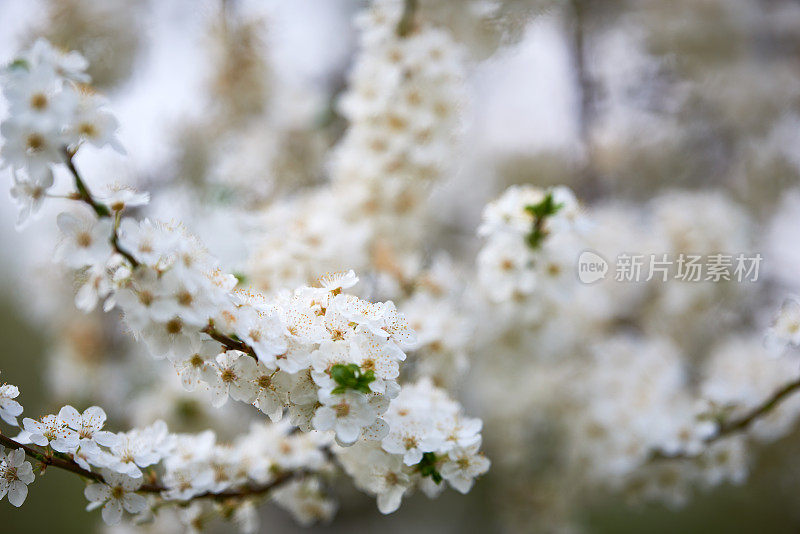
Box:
[122,492,147,513]
[84,483,111,502]
[377,487,404,514]
[8,481,28,507]
[8,448,26,467]
[336,421,362,445]
[311,407,336,431]
[101,499,123,525]
[58,405,82,428]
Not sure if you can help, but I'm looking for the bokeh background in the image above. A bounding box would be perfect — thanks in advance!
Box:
[2,0,800,532]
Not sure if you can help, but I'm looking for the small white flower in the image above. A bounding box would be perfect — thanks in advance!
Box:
[365,450,412,514]
[380,417,443,466]
[440,444,490,494]
[9,167,53,227]
[99,185,149,213]
[0,115,63,174]
[22,414,79,453]
[313,390,377,446]
[3,64,75,124]
[75,261,115,312]
[25,38,90,83]
[65,93,124,153]
[202,351,258,407]
[140,315,197,360]
[233,305,286,367]
[55,212,113,269]
[251,366,291,422]
[440,416,483,453]
[148,269,218,327]
[84,470,147,525]
[377,302,417,349]
[107,421,173,478]
[161,464,213,501]
[58,405,118,447]
[0,447,35,507]
[317,270,359,293]
[171,339,223,391]
[117,218,178,268]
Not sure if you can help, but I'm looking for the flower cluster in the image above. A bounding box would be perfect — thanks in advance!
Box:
[0,35,489,530]
[1,37,420,449]
[1,39,123,227]
[331,0,467,229]
[477,185,583,303]
[336,378,489,513]
[1,378,339,528]
[248,0,467,293]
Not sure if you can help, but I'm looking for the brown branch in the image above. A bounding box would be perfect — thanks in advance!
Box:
[0,431,305,500]
[713,377,800,438]
[396,0,418,37]
[0,431,106,484]
[650,377,800,461]
[202,324,258,360]
[61,147,140,268]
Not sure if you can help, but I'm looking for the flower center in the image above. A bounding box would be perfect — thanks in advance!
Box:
[176,290,193,307]
[26,133,45,152]
[78,122,97,137]
[77,232,92,248]
[3,467,18,482]
[166,318,183,335]
[403,436,418,450]
[220,368,236,383]
[30,93,48,110]
[334,401,350,418]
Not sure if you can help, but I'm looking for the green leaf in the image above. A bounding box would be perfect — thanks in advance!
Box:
[416,452,443,484]
[523,191,564,250]
[7,58,29,71]
[330,363,376,394]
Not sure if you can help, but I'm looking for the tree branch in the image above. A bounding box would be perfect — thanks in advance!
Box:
[0,431,305,500]
[651,377,800,460]
[202,324,258,360]
[61,147,140,267]
[396,0,418,37]
[713,377,800,439]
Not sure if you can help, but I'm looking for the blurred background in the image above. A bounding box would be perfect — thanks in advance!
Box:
[2,0,800,532]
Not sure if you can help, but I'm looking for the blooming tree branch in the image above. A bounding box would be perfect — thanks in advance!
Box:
[0,28,489,530]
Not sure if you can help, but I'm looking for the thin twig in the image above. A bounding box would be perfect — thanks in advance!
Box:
[202,323,258,360]
[650,377,800,461]
[713,377,800,438]
[396,0,418,37]
[61,147,140,267]
[0,432,304,500]
[62,147,110,218]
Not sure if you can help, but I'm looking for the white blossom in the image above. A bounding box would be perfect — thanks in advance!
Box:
[0,447,35,507]
[84,470,147,525]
